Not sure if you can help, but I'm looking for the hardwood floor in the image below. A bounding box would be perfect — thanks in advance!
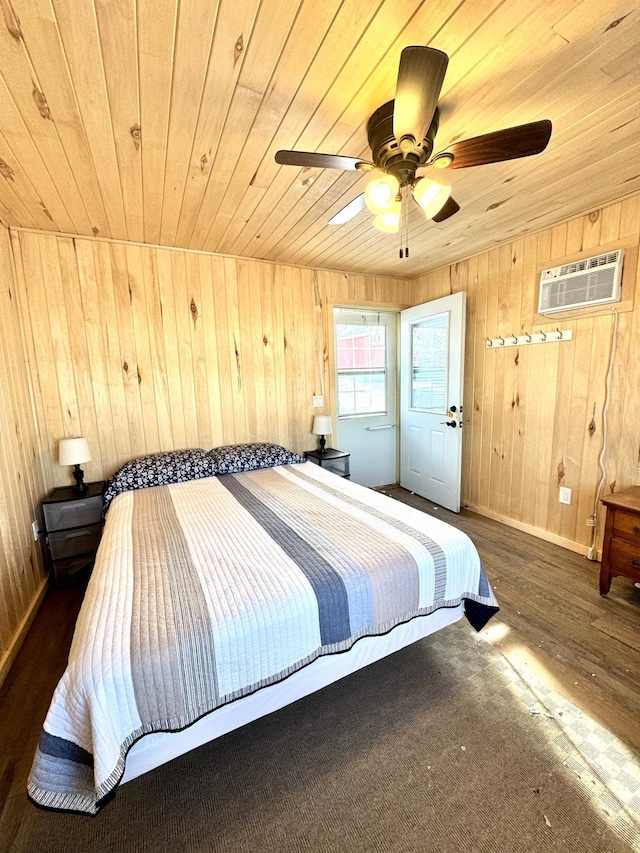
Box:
[385,487,640,754]
[0,490,638,840]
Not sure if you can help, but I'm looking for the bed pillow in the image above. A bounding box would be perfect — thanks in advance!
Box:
[103,448,217,513]
[208,442,305,475]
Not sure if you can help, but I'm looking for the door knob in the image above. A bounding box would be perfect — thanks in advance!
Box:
[440,420,457,427]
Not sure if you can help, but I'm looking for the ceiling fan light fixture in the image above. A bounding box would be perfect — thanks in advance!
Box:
[372,202,401,233]
[365,174,400,215]
[412,177,451,218]
[373,213,400,233]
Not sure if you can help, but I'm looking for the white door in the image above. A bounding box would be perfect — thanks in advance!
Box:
[400,292,466,512]
[334,309,398,487]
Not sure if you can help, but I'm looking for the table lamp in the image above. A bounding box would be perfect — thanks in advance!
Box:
[312,415,332,455]
[58,437,92,492]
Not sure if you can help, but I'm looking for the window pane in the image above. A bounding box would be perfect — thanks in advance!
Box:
[336,322,387,417]
[338,374,356,415]
[337,369,387,416]
[336,323,386,369]
[411,313,448,411]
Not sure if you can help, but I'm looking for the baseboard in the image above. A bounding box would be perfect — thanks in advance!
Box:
[0,576,49,690]
[465,504,597,559]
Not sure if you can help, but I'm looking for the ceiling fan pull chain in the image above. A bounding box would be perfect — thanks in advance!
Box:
[404,187,409,258]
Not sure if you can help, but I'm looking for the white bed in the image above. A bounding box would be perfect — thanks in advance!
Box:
[121,603,464,783]
[29,449,498,815]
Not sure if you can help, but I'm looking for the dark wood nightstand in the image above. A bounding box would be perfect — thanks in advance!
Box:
[600,487,640,595]
[305,448,350,478]
[42,481,105,587]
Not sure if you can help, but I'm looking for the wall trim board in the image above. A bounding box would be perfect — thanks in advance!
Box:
[466,503,597,560]
[8,226,409,284]
[0,577,49,691]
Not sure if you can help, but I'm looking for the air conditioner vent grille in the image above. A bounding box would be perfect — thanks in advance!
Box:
[558,251,621,277]
[538,249,624,314]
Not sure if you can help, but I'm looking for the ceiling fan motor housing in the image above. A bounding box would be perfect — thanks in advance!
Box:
[367,100,439,187]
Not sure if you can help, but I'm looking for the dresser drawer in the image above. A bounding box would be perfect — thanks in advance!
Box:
[607,536,640,582]
[611,509,640,545]
[48,523,102,560]
[51,554,96,587]
[43,494,103,532]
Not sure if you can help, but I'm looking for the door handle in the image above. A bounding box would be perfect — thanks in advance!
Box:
[440,420,457,428]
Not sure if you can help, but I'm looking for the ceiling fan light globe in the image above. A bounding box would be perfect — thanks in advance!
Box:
[412,178,451,218]
[365,175,400,215]
[373,203,401,233]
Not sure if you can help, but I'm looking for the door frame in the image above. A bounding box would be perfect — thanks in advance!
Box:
[325,300,409,481]
[333,306,400,487]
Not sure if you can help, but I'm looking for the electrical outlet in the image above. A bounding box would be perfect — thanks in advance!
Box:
[559,487,572,505]
[31,520,40,542]
[312,395,324,407]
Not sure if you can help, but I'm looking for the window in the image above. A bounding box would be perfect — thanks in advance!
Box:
[336,322,387,416]
[410,313,448,411]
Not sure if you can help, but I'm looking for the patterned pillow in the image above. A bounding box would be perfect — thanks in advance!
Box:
[103,449,217,513]
[208,443,305,475]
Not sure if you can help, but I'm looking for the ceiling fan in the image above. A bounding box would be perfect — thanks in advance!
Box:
[275,46,552,245]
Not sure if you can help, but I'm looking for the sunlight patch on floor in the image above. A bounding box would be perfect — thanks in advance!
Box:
[475,620,640,850]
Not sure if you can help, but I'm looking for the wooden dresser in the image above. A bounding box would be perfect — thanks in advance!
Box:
[600,487,640,595]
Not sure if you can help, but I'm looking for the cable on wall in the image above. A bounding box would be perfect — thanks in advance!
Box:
[587,307,619,561]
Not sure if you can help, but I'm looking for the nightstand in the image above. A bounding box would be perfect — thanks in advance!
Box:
[42,481,105,587]
[305,448,350,478]
[600,487,640,595]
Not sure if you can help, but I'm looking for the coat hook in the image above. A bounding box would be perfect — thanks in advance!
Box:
[498,335,505,346]
[525,332,532,343]
[557,328,563,340]
[512,333,518,344]
[540,329,547,341]
[486,337,493,347]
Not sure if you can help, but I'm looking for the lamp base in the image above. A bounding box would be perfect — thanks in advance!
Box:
[72,464,88,493]
[318,435,327,455]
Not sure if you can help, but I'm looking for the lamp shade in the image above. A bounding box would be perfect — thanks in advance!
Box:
[365,175,400,215]
[373,201,401,233]
[58,437,92,466]
[412,178,451,219]
[312,415,332,436]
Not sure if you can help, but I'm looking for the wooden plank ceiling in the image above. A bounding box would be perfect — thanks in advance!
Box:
[0,0,638,277]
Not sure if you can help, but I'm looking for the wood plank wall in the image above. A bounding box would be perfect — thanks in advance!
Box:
[10,230,411,485]
[412,194,640,554]
[0,227,47,685]
[1,227,411,680]
[2,191,639,682]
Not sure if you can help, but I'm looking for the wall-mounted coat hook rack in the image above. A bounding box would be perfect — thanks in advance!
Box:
[485,329,573,349]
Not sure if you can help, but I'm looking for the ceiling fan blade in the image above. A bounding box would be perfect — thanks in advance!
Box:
[275,150,371,171]
[432,196,460,223]
[328,193,367,225]
[434,120,552,169]
[393,46,448,143]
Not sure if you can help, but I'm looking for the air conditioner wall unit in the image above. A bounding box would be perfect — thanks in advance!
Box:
[538,249,625,315]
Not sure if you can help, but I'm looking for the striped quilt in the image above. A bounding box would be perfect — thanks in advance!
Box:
[28,462,498,815]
